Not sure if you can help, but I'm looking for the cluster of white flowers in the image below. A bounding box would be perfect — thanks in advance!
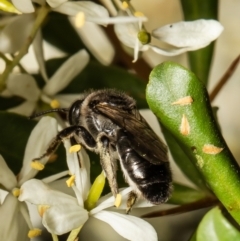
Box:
[0,0,224,240]
[0,116,157,241]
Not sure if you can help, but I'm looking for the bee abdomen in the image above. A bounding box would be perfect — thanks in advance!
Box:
[117,131,172,204]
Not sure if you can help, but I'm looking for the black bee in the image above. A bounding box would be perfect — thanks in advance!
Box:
[31,89,172,212]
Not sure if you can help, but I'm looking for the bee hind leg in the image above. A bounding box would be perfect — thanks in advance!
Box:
[98,134,119,198]
[126,191,138,214]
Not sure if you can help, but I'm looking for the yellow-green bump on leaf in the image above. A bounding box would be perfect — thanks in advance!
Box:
[180,114,190,136]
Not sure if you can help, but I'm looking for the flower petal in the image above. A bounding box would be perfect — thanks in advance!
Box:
[93,211,158,241]
[54,94,81,108]
[12,0,35,13]
[7,101,36,116]
[33,30,48,82]
[70,21,115,65]
[152,19,223,48]
[64,140,91,202]
[114,21,139,48]
[19,179,88,235]
[19,179,78,205]
[0,194,29,241]
[43,49,89,96]
[53,1,108,19]
[42,202,88,235]
[18,117,59,185]
[0,14,34,53]
[0,155,17,190]
[46,0,67,8]
[7,74,41,101]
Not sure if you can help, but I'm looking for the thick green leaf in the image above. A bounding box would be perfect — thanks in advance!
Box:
[180,0,218,86]
[46,57,148,108]
[195,207,240,241]
[146,62,240,223]
[161,124,208,191]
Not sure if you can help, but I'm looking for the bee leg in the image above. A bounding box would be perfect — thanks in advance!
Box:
[33,125,96,161]
[126,191,138,214]
[98,135,118,197]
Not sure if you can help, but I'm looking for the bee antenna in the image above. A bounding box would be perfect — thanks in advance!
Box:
[29,108,69,119]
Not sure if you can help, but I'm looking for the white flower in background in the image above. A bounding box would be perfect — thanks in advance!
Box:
[114,19,224,62]
[4,49,89,116]
[0,116,60,240]
[19,139,157,240]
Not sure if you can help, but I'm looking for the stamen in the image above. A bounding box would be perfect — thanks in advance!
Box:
[28,228,42,238]
[75,12,85,28]
[114,194,122,207]
[66,175,75,187]
[12,188,20,197]
[38,205,50,217]
[134,11,144,17]
[50,99,60,109]
[69,144,81,153]
[122,1,129,9]
[31,161,45,170]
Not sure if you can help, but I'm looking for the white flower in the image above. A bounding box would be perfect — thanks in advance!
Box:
[0,116,59,240]
[114,19,224,62]
[18,139,157,240]
[5,49,89,116]
[11,0,147,25]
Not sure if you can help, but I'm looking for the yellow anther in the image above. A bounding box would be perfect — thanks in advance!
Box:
[50,99,60,109]
[12,188,20,197]
[75,12,85,28]
[66,175,75,187]
[114,193,122,208]
[180,114,190,136]
[28,228,42,238]
[122,1,129,9]
[31,161,45,170]
[134,11,144,17]
[69,144,81,153]
[38,205,50,217]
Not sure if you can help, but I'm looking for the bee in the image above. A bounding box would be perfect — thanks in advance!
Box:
[31,89,172,212]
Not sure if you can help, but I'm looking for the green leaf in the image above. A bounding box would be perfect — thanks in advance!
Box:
[0,111,36,174]
[169,182,206,205]
[42,12,86,55]
[146,62,240,224]
[161,124,208,191]
[180,0,219,86]
[195,207,240,241]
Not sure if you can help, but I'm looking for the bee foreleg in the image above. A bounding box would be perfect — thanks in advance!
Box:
[33,125,96,161]
[126,191,138,214]
[97,134,118,197]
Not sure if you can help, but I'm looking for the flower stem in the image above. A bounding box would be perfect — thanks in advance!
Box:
[0,4,50,92]
[141,197,219,218]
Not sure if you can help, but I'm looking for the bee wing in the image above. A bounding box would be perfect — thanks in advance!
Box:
[96,103,168,165]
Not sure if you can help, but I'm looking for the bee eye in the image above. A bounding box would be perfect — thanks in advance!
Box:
[68,100,83,125]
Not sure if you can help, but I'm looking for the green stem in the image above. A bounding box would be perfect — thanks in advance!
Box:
[0,5,50,92]
[142,197,219,218]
